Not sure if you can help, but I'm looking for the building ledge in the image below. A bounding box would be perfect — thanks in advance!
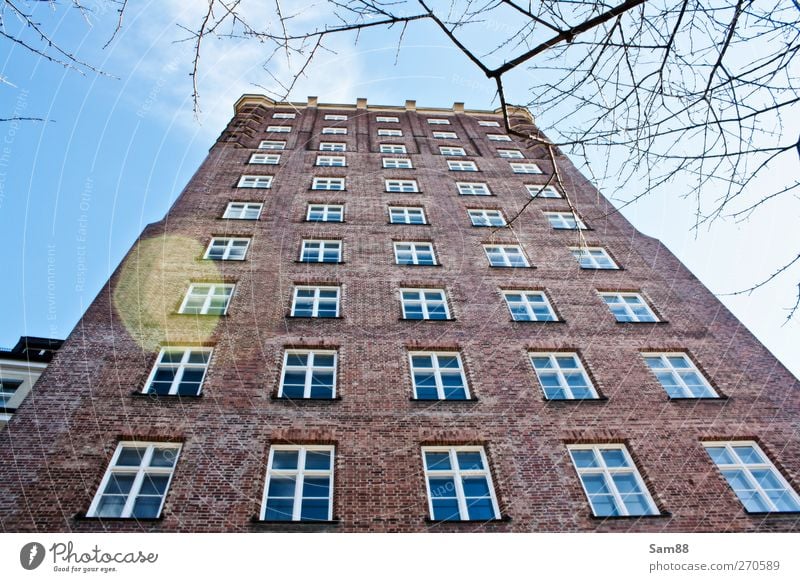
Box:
[589,511,671,521]
[668,395,729,402]
[270,395,342,402]
[425,515,511,524]
[73,512,165,522]
[250,516,341,525]
[410,397,479,403]
[130,391,203,399]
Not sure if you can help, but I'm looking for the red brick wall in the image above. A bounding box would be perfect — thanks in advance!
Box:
[1,100,798,532]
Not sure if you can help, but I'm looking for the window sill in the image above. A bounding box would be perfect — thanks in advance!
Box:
[743,510,800,516]
[250,516,341,525]
[271,395,342,402]
[545,396,609,403]
[399,318,456,322]
[217,217,260,221]
[173,312,229,317]
[0,406,17,414]
[130,391,203,399]
[579,266,624,271]
[385,191,423,194]
[551,226,594,232]
[410,397,479,402]
[305,220,347,224]
[293,260,345,264]
[668,395,728,401]
[614,320,669,325]
[308,188,347,193]
[199,257,247,262]
[387,222,430,226]
[425,515,511,524]
[510,319,565,324]
[395,263,442,267]
[589,511,671,520]
[73,512,165,522]
[488,265,535,269]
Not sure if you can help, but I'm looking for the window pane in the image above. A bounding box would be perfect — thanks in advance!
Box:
[432,499,461,521]
[117,448,147,467]
[305,450,332,470]
[302,477,330,498]
[268,476,296,497]
[465,498,496,520]
[425,452,451,470]
[300,498,329,521]
[132,496,162,518]
[272,450,299,470]
[264,498,294,521]
[96,496,126,517]
[457,452,484,470]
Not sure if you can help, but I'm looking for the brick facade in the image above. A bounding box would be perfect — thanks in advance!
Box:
[1,95,798,532]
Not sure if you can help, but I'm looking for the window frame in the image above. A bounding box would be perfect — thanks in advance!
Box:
[222,202,263,220]
[0,379,22,407]
[544,211,587,230]
[291,286,341,318]
[385,179,419,193]
[526,184,561,198]
[178,283,235,315]
[568,444,659,517]
[447,160,478,172]
[497,149,524,159]
[321,127,347,135]
[427,118,451,125]
[642,352,718,398]
[478,120,500,127]
[266,125,292,133]
[278,349,338,399]
[258,140,286,150]
[324,114,348,121]
[143,347,213,396]
[203,237,252,261]
[483,244,530,268]
[382,157,413,169]
[260,444,335,522]
[409,351,470,400]
[468,209,506,227]
[300,239,343,263]
[569,246,619,270]
[502,291,558,322]
[86,441,181,519]
[528,352,599,400]
[306,204,344,223]
[315,155,347,167]
[510,162,543,174]
[272,112,296,119]
[439,146,466,156]
[432,131,458,140]
[379,144,407,154]
[378,128,403,137]
[703,441,800,513]
[311,177,346,191]
[249,153,281,165]
[376,116,400,123]
[456,182,491,196]
[399,288,451,320]
[599,292,659,323]
[487,134,512,142]
[237,175,273,189]
[393,241,437,266]
[421,446,500,521]
[319,142,346,152]
[389,206,427,225]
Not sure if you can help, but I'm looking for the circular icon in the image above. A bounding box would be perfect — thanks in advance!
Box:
[20,542,46,570]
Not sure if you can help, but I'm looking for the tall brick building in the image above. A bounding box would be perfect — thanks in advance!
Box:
[2,95,799,532]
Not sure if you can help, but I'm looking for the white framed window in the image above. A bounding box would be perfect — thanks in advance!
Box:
[703,441,800,513]
[483,245,529,268]
[439,146,466,156]
[204,237,251,260]
[448,160,478,172]
[319,142,346,152]
[144,347,212,396]
[382,157,413,169]
[324,114,348,121]
[409,352,470,400]
[599,292,659,322]
[510,162,542,174]
[568,444,659,517]
[267,125,291,133]
[400,288,450,320]
[570,247,618,269]
[432,131,457,139]
[487,134,512,141]
[261,445,334,521]
[87,442,181,519]
[316,155,346,167]
[427,118,450,125]
[478,120,500,127]
[389,206,426,224]
[526,184,561,198]
[376,116,399,123]
[378,128,403,137]
[468,209,505,227]
[278,350,337,399]
[457,182,491,196]
[321,127,347,135]
[291,286,341,318]
[394,242,436,266]
[237,175,273,189]
[259,140,286,150]
[249,153,280,165]
[179,283,234,315]
[545,211,587,229]
[380,144,407,154]
[312,177,345,191]
[223,202,263,220]
[529,353,598,399]
[385,179,419,193]
[422,447,499,520]
[273,112,296,119]
[498,149,524,159]
[643,353,717,398]
[0,379,22,408]
[503,291,557,322]
[300,240,342,263]
[306,204,344,223]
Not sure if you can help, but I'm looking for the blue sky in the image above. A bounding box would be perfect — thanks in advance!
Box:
[1,1,798,377]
